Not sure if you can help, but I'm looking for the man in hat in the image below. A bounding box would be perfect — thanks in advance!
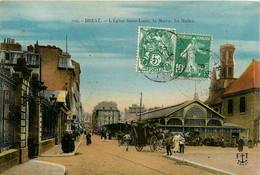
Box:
[179,134,185,154]
[166,135,172,156]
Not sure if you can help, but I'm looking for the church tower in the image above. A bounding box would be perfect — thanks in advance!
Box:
[205,44,237,106]
[220,44,235,79]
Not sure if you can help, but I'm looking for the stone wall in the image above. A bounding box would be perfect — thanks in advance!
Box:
[39,138,55,155]
[0,149,19,173]
[222,89,260,142]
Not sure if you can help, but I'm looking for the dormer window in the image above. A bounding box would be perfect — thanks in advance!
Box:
[58,57,73,69]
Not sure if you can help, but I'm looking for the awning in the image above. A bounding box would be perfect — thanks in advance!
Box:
[46,90,68,103]
[223,122,241,128]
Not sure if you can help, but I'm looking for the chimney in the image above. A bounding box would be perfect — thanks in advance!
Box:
[27,45,34,52]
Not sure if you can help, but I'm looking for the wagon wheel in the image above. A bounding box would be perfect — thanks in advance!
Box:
[133,137,143,152]
[135,144,143,152]
[150,135,158,152]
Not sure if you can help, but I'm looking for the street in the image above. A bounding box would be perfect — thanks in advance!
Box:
[36,135,212,175]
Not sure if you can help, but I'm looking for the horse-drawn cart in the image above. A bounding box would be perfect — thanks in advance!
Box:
[131,121,162,152]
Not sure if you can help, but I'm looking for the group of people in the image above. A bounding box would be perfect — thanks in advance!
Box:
[166,132,185,156]
[100,130,111,142]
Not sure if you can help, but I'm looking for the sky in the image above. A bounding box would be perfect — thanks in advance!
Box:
[0,1,259,114]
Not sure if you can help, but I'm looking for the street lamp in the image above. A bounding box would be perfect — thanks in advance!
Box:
[38,82,47,100]
[49,93,57,105]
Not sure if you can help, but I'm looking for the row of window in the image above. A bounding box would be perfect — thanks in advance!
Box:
[1,52,40,66]
[228,97,246,114]
[58,57,73,69]
[41,107,57,140]
[0,83,14,151]
[163,118,222,126]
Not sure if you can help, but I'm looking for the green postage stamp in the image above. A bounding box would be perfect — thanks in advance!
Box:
[136,26,176,74]
[172,33,213,80]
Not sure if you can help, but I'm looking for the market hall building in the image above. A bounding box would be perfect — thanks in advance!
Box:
[128,99,248,141]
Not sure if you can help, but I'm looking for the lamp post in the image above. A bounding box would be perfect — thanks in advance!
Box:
[49,93,57,105]
[139,92,142,121]
[38,82,47,101]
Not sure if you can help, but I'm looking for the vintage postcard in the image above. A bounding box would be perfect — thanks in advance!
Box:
[0,1,259,175]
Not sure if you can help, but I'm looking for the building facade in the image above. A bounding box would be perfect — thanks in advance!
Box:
[206,43,260,146]
[124,104,146,121]
[221,60,259,145]
[128,100,247,142]
[92,101,120,129]
[0,38,78,172]
[33,41,84,131]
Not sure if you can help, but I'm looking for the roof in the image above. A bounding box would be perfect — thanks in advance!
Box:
[207,97,222,105]
[94,101,119,111]
[126,101,187,121]
[127,99,225,122]
[223,59,260,95]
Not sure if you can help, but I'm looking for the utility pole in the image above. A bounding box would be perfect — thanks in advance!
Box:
[139,92,142,121]
[66,34,68,54]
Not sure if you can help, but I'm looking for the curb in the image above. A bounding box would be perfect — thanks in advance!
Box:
[2,160,67,175]
[40,135,83,157]
[162,154,236,175]
[31,160,67,175]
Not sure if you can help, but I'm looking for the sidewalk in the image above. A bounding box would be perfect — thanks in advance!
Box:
[2,160,66,175]
[162,146,260,175]
[40,134,83,157]
[2,135,83,175]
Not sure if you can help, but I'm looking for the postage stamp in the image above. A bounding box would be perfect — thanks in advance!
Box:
[172,33,213,80]
[136,26,176,74]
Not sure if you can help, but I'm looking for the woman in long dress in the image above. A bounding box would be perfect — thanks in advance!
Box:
[173,133,180,153]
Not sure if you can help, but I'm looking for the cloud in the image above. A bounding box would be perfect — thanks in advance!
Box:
[72,52,125,58]
[214,40,259,54]
[99,37,136,42]
[0,29,44,37]
[75,56,134,68]
[36,23,66,30]
[1,2,156,22]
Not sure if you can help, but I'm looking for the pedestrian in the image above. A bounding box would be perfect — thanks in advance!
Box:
[69,130,75,152]
[62,131,70,153]
[118,132,122,146]
[210,135,216,146]
[166,136,172,156]
[221,137,225,148]
[179,134,185,154]
[101,130,105,142]
[173,133,180,153]
[238,138,244,152]
[123,133,131,151]
[86,131,92,145]
[106,131,109,142]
